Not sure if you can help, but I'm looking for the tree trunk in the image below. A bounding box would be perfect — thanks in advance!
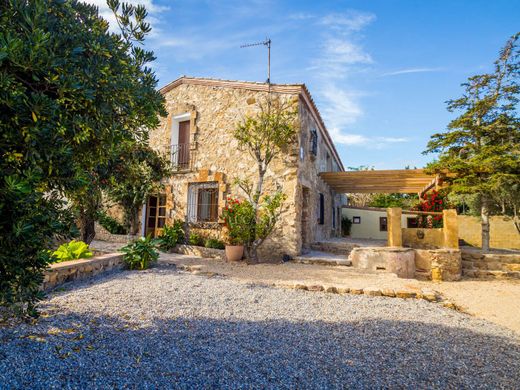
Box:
[481,196,490,252]
[79,208,96,244]
[128,208,140,235]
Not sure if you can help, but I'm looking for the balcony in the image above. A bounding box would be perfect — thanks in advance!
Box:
[169,143,194,172]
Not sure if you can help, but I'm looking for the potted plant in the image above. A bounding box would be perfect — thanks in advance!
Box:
[221,197,254,261]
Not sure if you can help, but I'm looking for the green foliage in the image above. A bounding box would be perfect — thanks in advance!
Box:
[158,221,185,251]
[188,232,204,246]
[424,33,520,250]
[0,175,76,317]
[97,211,127,235]
[0,0,165,315]
[204,238,225,250]
[221,197,255,245]
[341,217,352,236]
[52,240,93,263]
[121,236,159,270]
[106,145,171,235]
[368,193,418,209]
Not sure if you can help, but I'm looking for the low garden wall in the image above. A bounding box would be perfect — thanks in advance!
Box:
[461,250,520,279]
[94,222,137,243]
[42,253,124,290]
[349,247,461,281]
[173,244,225,260]
[458,215,520,250]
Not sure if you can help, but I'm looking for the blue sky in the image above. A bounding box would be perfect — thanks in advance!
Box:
[91,0,519,169]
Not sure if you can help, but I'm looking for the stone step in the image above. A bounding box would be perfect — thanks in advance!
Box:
[310,241,359,255]
[462,261,520,272]
[292,251,352,267]
[462,269,520,279]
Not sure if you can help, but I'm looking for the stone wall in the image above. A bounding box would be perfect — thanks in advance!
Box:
[296,97,345,249]
[461,250,520,279]
[458,215,520,250]
[173,244,225,260]
[94,223,137,243]
[402,228,444,249]
[42,253,123,290]
[349,247,462,281]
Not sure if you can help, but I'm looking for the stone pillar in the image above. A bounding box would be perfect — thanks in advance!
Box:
[387,207,402,247]
[443,209,459,249]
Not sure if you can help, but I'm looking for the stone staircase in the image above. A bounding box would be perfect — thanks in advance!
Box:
[462,249,520,279]
[291,241,358,266]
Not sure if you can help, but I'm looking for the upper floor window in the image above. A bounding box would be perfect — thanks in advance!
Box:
[310,129,318,156]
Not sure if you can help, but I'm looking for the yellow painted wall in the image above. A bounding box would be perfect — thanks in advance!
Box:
[342,208,410,240]
[458,215,520,250]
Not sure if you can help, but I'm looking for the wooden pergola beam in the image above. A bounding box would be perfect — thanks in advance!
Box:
[319,169,437,194]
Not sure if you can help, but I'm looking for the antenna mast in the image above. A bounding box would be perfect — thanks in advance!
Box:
[240,37,272,90]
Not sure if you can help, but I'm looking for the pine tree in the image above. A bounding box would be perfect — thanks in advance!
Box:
[425,33,520,251]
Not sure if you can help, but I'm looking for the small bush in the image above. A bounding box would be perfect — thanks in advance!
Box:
[341,217,352,236]
[204,238,225,250]
[52,240,93,263]
[158,225,179,251]
[188,232,204,246]
[170,220,186,244]
[121,236,159,270]
[97,211,127,235]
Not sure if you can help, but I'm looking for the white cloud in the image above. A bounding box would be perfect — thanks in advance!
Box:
[319,11,376,32]
[380,67,444,77]
[328,128,409,148]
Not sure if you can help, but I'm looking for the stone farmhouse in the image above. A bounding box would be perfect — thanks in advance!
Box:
[141,76,346,259]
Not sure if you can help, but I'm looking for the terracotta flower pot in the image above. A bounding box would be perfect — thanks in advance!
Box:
[225,245,244,261]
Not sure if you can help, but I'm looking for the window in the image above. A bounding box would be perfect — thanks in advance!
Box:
[332,206,336,228]
[187,182,218,223]
[310,129,318,156]
[352,216,361,224]
[318,193,324,225]
[379,217,388,231]
[407,217,419,228]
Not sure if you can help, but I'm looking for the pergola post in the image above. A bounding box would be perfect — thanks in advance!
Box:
[442,209,459,249]
[387,207,402,247]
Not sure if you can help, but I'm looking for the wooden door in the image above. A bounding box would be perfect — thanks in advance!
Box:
[145,195,167,237]
[178,120,190,167]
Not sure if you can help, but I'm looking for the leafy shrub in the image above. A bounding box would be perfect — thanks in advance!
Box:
[341,217,352,236]
[170,220,186,244]
[204,238,225,249]
[158,225,179,251]
[188,232,204,246]
[121,236,159,270]
[221,197,255,245]
[52,240,93,263]
[96,210,128,235]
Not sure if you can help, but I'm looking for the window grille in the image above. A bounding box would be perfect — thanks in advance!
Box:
[187,182,219,223]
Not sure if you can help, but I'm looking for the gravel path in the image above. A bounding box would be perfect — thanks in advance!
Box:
[1,266,519,389]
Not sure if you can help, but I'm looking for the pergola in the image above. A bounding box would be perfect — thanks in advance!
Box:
[319,169,441,195]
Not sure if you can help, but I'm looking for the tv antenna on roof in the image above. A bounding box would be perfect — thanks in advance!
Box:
[240,38,272,86]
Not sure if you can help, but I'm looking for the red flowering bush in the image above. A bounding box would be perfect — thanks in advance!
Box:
[414,190,451,228]
[221,197,255,245]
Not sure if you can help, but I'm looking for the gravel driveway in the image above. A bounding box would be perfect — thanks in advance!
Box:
[1,266,519,389]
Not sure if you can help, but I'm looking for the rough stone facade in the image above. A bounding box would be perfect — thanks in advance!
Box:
[141,77,345,260]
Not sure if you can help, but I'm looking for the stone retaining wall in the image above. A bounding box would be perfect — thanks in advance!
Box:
[42,253,124,290]
[94,222,137,243]
[462,250,520,279]
[173,244,225,260]
[349,247,461,281]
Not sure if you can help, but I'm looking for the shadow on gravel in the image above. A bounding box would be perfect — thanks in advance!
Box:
[1,310,520,389]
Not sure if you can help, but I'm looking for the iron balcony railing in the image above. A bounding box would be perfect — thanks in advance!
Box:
[169,143,194,172]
